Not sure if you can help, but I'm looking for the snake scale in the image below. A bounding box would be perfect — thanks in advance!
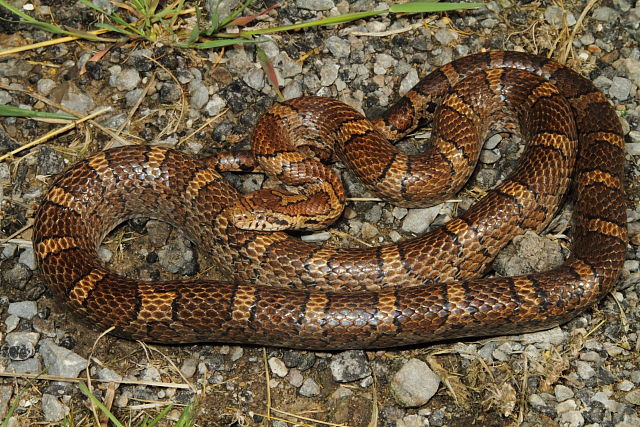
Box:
[34,51,627,350]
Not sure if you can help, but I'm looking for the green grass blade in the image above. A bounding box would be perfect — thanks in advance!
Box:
[389,2,484,13]
[77,0,106,14]
[188,5,203,42]
[145,404,175,427]
[218,0,256,29]
[0,0,69,34]
[209,0,221,32]
[175,404,195,427]
[237,1,483,36]
[0,105,76,120]
[190,38,262,49]
[239,9,383,36]
[77,382,125,427]
[95,23,139,37]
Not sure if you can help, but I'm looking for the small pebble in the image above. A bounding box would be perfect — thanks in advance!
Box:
[268,357,288,378]
[330,350,372,383]
[401,206,440,234]
[180,358,198,378]
[7,301,38,320]
[390,358,440,407]
[554,384,574,402]
[576,361,596,380]
[299,378,321,397]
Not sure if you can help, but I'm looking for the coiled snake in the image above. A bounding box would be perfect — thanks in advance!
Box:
[34,51,627,350]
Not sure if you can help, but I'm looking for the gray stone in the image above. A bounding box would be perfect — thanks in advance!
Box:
[529,393,547,407]
[361,223,379,240]
[228,346,243,362]
[392,206,408,220]
[389,231,402,242]
[364,204,382,223]
[617,413,640,427]
[623,58,640,86]
[544,5,576,26]
[5,331,40,361]
[39,339,88,378]
[296,0,334,11]
[157,237,197,275]
[97,247,113,263]
[0,242,16,260]
[4,315,19,333]
[125,88,144,107]
[485,134,502,150]
[141,365,161,382]
[624,389,640,405]
[0,59,33,77]
[609,77,634,100]
[60,83,95,115]
[0,89,10,105]
[205,94,226,117]
[180,358,198,378]
[7,301,38,319]
[159,83,181,104]
[556,398,577,413]
[36,78,56,96]
[0,89,11,104]
[300,231,332,242]
[480,148,500,164]
[36,146,66,176]
[287,368,304,388]
[0,385,13,421]
[494,231,564,276]
[559,410,584,427]
[434,28,457,45]
[624,260,639,272]
[299,377,321,396]
[330,350,372,383]
[592,391,622,411]
[18,247,36,271]
[268,357,288,378]
[576,361,596,380]
[326,36,351,58]
[396,414,426,427]
[580,351,602,363]
[115,68,141,92]
[281,53,303,78]
[320,63,339,87]
[492,341,513,362]
[96,367,122,382]
[519,327,568,346]
[402,206,441,234]
[6,357,42,374]
[618,380,634,392]
[400,69,420,95]
[391,358,440,407]
[189,84,209,109]
[555,384,575,402]
[243,68,265,91]
[373,53,396,74]
[628,141,640,156]
[42,394,69,422]
[592,6,620,22]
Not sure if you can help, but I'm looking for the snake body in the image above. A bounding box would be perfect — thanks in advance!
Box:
[33,51,627,350]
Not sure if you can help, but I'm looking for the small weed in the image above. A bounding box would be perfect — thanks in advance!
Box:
[0,0,483,51]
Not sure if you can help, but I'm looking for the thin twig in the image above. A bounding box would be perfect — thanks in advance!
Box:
[0,372,192,389]
[0,107,112,163]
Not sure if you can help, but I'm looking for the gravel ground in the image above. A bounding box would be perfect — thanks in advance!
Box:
[1,0,640,426]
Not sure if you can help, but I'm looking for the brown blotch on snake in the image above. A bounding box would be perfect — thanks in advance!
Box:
[34,51,627,350]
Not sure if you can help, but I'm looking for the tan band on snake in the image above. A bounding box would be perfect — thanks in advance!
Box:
[33,51,627,350]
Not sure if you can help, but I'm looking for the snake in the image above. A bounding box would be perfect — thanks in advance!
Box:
[33,51,627,350]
